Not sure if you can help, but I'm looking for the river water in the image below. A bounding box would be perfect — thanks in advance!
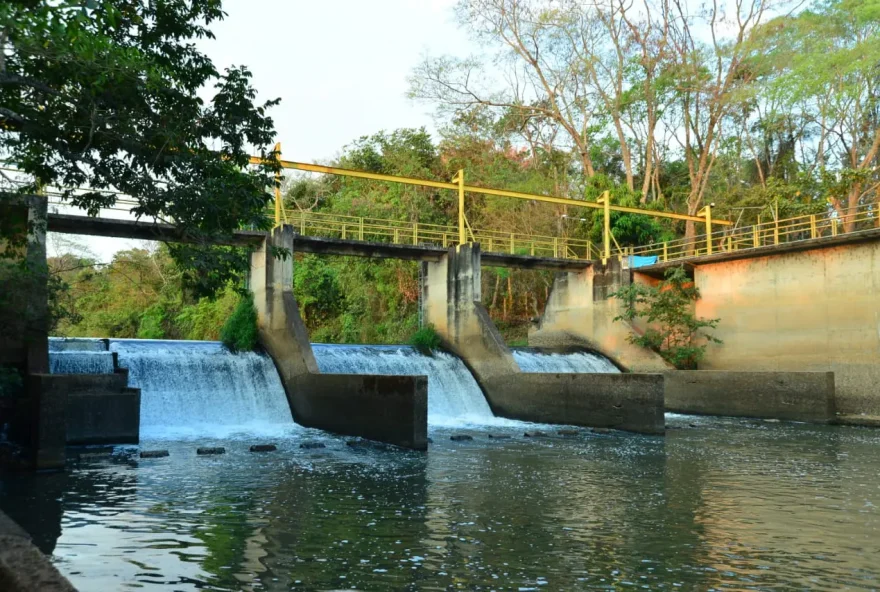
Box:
[2,416,879,591]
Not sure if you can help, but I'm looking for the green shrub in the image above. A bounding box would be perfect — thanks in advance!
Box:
[410,325,442,354]
[220,292,259,352]
[611,266,721,369]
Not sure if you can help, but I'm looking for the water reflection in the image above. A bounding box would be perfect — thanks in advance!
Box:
[0,419,878,591]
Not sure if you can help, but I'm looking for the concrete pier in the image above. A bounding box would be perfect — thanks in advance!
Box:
[421,244,665,435]
[250,225,428,450]
[529,260,669,372]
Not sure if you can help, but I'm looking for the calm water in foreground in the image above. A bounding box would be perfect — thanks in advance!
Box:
[2,416,880,591]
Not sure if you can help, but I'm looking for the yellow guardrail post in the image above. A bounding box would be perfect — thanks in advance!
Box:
[453,169,466,245]
[662,242,668,262]
[698,203,713,255]
[273,142,282,227]
[753,225,759,247]
[553,237,558,258]
[413,222,419,245]
[774,219,779,245]
[810,214,817,239]
[832,218,838,236]
[359,217,364,241]
[509,233,514,254]
[597,191,611,263]
[587,240,593,259]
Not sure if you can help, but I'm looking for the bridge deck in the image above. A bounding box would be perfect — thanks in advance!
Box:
[635,227,880,278]
[47,214,590,271]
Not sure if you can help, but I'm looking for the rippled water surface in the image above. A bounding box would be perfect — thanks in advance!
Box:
[2,417,880,591]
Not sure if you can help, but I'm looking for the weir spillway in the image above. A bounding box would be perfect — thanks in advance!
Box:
[48,338,621,438]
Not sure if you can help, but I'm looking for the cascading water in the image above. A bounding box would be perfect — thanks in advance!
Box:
[49,337,115,374]
[109,339,295,439]
[513,348,621,373]
[313,344,506,427]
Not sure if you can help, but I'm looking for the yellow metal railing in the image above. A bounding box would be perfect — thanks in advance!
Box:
[272,208,598,260]
[249,147,732,262]
[630,201,879,264]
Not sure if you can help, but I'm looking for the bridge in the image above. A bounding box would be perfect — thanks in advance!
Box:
[5,153,880,460]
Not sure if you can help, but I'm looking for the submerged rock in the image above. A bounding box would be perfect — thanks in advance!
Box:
[524,431,548,438]
[196,447,225,456]
[557,429,580,436]
[250,444,277,452]
[450,435,474,442]
[140,450,169,458]
[300,442,326,450]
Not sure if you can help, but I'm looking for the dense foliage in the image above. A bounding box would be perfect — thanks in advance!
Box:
[11,0,880,348]
[0,0,280,296]
[410,325,442,354]
[612,267,721,369]
[219,292,258,352]
[50,243,240,340]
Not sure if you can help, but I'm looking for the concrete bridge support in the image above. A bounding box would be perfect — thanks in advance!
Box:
[529,261,670,372]
[250,225,428,449]
[421,244,664,434]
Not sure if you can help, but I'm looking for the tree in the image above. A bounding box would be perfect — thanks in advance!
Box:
[758,0,880,232]
[0,0,281,295]
[612,266,721,369]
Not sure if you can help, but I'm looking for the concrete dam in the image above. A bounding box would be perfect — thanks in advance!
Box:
[48,337,621,439]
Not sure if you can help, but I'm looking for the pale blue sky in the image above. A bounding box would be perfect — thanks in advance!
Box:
[52,0,471,260]
[200,0,471,161]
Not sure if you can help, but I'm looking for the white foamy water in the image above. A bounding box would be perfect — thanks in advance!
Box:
[109,339,296,440]
[49,337,115,374]
[513,349,621,373]
[313,344,516,427]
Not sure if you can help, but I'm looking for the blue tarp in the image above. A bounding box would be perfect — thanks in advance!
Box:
[628,255,659,268]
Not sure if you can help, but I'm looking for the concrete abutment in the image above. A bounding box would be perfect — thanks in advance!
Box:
[250,225,428,450]
[421,244,665,435]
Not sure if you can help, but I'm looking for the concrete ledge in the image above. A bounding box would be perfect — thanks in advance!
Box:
[664,371,835,423]
[67,388,140,445]
[483,373,665,435]
[0,510,77,592]
[294,374,428,450]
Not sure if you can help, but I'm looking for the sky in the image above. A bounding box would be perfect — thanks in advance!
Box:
[51,0,473,262]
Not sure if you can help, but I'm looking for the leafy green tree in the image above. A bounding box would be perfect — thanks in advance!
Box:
[0,0,280,295]
[612,267,721,369]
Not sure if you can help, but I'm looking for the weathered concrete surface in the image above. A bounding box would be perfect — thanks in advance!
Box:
[529,261,670,372]
[250,225,428,449]
[664,371,835,423]
[485,373,665,434]
[422,244,665,434]
[48,212,265,246]
[0,509,77,592]
[66,377,140,445]
[26,372,140,448]
[24,375,67,470]
[692,240,880,418]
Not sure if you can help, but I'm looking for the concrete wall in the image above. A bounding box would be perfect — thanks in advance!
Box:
[0,510,77,592]
[485,372,664,434]
[65,371,140,445]
[665,371,835,423]
[250,226,428,449]
[692,241,880,419]
[24,373,141,465]
[529,261,670,372]
[422,244,665,434]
